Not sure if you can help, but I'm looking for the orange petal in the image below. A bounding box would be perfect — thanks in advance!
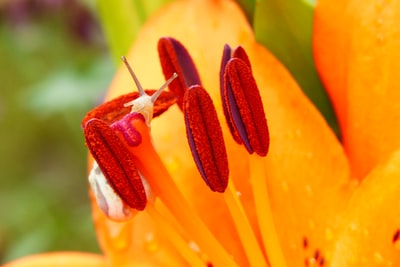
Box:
[2,252,105,267]
[97,0,351,265]
[89,180,188,267]
[328,149,400,266]
[247,42,351,266]
[314,0,400,178]
[312,0,348,131]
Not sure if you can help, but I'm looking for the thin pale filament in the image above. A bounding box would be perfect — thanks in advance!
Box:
[249,155,287,267]
[129,119,238,267]
[146,203,206,267]
[224,180,268,267]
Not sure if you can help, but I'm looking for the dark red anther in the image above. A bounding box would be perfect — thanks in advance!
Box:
[221,45,270,157]
[81,90,176,128]
[158,37,202,109]
[232,46,252,69]
[220,44,242,145]
[183,85,229,193]
[84,118,146,210]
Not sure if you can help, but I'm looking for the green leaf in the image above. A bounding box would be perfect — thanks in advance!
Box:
[235,0,256,22]
[253,0,339,134]
[97,0,142,66]
[97,0,173,67]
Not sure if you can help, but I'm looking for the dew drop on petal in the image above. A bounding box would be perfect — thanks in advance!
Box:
[145,232,159,253]
[373,252,384,264]
[105,219,132,251]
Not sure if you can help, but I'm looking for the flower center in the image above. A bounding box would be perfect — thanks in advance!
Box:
[82,37,287,267]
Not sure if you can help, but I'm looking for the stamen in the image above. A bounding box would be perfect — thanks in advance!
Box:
[221,45,286,266]
[250,155,287,267]
[84,118,147,212]
[123,116,238,267]
[183,85,229,193]
[183,81,268,265]
[224,181,268,266]
[83,39,287,266]
[146,204,206,267]
[232,46,252,69]
[158,37,202,109]
[223,57,269,156]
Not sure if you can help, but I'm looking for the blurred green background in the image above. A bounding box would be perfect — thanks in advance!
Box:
[0,0,112,263]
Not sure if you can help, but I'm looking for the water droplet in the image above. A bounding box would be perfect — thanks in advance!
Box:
[294,128,302,137]
[165,155,180,172]
[145,232,159,252]
[308,220,316,230]
[362,227,369,237]
[373,252,384,264]
[281,180,289,192]
[305,185,313,196]
[106,220,132,251]
[349,222,358,231]
[188,240,201,253]
[376,33,385,45]
[325,228,333,241]
[375,0,384,11]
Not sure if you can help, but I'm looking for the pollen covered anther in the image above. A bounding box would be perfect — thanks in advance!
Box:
[232,46,252,69]
[82,57,179,222]
[220,44,243,145]
[158,37,202,109]
[222,48,270,157]
[183,85,229,193]
[84,118,147,211]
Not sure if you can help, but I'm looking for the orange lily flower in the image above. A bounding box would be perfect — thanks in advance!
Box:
[4,0,400,267]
